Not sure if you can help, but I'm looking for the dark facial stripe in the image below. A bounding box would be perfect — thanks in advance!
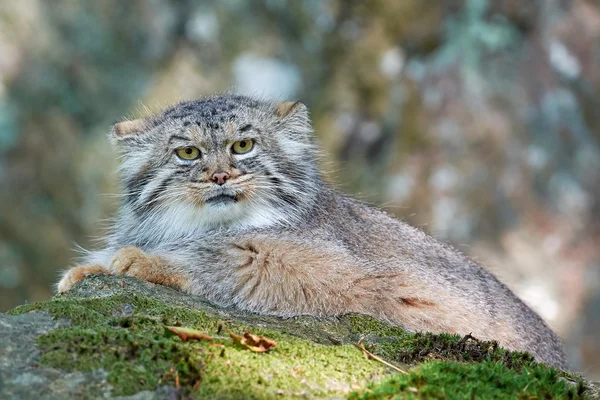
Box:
[135,173,177,214]
[268,175,283,187]
[236,155,263,173]
[124,167,155,206]
[276,187,300,207]
[264,173,300,208]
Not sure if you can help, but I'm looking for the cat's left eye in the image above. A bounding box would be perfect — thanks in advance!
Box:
[232,139,254,154]
[175,146,201,160]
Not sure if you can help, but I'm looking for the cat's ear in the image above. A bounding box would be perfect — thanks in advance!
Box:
[272,101,312,143]
[274,101,308,121]
[108,119,148,145]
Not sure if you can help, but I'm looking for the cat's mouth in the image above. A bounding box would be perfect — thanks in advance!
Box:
[205,194,238,205]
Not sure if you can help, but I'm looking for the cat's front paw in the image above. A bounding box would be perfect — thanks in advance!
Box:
[56,265,110,293]
[110,247,153,275]
[110,247,188,289]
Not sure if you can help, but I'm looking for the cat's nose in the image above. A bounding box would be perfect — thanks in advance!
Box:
[211,171,230,185]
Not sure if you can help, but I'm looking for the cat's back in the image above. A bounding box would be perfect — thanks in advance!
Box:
[298,188,470,272]
[281,188,548,330]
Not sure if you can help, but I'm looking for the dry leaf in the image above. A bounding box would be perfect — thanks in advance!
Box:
[165,326,213,342]
[227,329,277,352]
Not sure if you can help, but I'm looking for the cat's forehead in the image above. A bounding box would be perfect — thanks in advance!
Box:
[160,95,264,127]
[110,95,307,144]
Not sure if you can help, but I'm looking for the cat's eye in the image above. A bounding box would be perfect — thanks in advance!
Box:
[175,146,201,160]
[232,139,254,154]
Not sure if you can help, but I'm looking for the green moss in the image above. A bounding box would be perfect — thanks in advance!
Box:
[37,326,203,393]
[344,314,589,399]
[345,314,535,369]
[344,314,410,338]
[8,293,220,331]
[10,295,385,398]
[349,361,588,400]
[9,292,589,399]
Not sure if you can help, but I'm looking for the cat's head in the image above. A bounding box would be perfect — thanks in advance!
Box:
[110,95,321,232]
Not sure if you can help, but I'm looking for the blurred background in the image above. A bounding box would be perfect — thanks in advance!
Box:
[0,0,598,379]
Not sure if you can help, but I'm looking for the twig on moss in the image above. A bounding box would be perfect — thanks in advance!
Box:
[354,337,408,375]
[458,332,477,344]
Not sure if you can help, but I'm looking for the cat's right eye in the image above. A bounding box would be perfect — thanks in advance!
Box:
[175,146,201,161]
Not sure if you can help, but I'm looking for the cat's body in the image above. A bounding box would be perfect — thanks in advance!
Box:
[58,94,569,370]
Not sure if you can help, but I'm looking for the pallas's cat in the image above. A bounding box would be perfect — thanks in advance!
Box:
[57,95,568,370]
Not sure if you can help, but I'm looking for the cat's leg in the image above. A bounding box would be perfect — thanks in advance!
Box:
[227,238,361,316]
[227,237,454,330]
[56,265,110,293]
[109,246,190,290]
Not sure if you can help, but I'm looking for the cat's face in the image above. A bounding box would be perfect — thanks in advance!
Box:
[111,95,320,231]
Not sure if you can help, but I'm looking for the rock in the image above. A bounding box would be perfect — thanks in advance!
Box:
[1,274,595,399]
[0,312,110,399]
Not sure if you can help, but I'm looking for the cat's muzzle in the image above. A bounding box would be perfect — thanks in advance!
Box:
[205,188,238,206]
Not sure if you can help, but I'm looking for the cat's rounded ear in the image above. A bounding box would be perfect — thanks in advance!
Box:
[272,101,313,143]
[274,101,309,122]
[108,119,148,145]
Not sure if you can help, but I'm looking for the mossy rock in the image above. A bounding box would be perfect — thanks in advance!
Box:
[1,275,596,399]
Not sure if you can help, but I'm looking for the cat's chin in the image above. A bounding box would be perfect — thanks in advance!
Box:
[199,200,287,229]
[204,194,238,206]
[194,200,246,226]
[151,199,287,233]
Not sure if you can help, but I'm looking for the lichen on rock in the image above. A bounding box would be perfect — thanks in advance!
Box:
[1,274,596,399]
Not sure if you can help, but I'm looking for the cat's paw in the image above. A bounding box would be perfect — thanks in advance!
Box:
[110,247,153,275]
[56,265,110,293]
[110,247,188,289]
